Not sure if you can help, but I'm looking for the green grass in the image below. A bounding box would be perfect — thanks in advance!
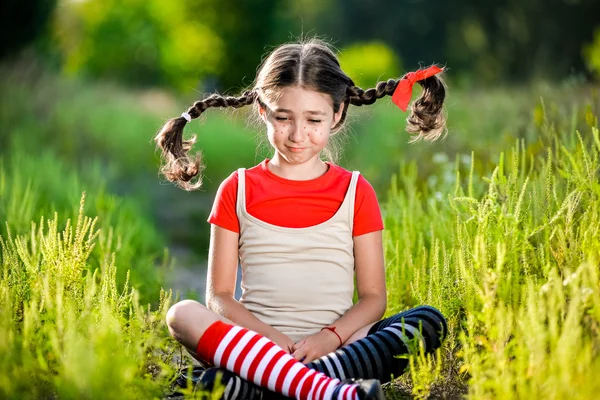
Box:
[0,195,176,399]
[0,61,260,193]
[382,92,600,398]
[0,149,167,304]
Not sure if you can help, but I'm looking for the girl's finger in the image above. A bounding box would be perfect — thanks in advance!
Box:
[292,340,305,351]
[302,353,315,364]
[292,348,306,361]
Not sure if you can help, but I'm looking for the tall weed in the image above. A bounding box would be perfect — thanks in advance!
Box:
[0,149,167,303]
[0,195,175,399]
[383,93,600,398]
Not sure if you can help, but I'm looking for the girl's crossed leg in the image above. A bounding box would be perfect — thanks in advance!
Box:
[307,306,447,382]
[166,300,384,400]
[181,305,447,399]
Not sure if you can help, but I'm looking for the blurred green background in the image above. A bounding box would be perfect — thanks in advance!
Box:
[1,0,599,301]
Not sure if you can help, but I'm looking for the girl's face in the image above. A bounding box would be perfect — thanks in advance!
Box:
[260,86,344,166]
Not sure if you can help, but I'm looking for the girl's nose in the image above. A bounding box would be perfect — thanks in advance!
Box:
[288,122,304,143]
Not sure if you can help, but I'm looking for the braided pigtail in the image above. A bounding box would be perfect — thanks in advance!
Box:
[347,73,447,143]
[404,75,447,142]
[154,90,257,191]
[347,79,398,106]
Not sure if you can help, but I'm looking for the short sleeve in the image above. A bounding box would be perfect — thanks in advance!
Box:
[353,175,384,236]
[207,171,240,233]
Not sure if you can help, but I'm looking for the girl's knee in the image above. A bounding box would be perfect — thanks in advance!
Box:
[416,305,448,346]
[165,300,227,350]
[391,305,448,347]
[413,305,446,325]
[413,304,444,318]
[166,299,207,332]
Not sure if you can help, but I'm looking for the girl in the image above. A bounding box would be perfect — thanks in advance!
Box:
[155,39,448,400]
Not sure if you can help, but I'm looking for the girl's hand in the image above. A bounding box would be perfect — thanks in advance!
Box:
[269,331,295,354]
[291,330,340,364]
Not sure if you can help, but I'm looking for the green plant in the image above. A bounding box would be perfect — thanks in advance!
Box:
[0,195,175,399]
[0,149,167,303]
[382,96,600,398]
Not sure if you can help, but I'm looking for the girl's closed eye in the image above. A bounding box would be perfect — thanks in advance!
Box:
[275,116,289,121]
[308,119,322,123]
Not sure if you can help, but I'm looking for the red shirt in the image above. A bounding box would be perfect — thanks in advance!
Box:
[208,160,384,236]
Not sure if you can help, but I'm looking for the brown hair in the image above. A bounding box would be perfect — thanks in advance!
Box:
[154,39,447,191]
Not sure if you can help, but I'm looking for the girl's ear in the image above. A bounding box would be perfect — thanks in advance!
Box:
[259,105,267,123]
[331,102,345,130]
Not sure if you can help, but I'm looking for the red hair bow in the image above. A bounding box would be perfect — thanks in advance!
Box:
[392,65,444,112]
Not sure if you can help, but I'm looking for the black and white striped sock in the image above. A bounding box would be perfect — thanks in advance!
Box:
[306,305,447,383]
[199,367,267,399]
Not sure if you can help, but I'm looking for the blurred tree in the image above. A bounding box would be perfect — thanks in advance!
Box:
[583,28,600,78]
[37,0,600,89]
[53,0,224,90]
[0,0,57,60]
[338,42,402,88]
[191,0,292,92]
[51,0,291,92]
[303,0,600,82]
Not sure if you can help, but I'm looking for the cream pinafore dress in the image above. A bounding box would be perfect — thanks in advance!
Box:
[236,168,360,343]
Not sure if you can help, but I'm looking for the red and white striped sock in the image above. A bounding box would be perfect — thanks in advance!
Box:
[196,321,359,400]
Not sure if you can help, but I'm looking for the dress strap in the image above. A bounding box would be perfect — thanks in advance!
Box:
[236,168,246,215]
[347,171,361,230]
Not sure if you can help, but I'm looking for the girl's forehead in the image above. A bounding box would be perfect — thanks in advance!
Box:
[266,86,333,114]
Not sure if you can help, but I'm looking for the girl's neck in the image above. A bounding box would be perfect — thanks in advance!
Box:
[268,153,328,181]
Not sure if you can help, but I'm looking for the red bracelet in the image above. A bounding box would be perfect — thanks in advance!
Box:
[321,326,343,347]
